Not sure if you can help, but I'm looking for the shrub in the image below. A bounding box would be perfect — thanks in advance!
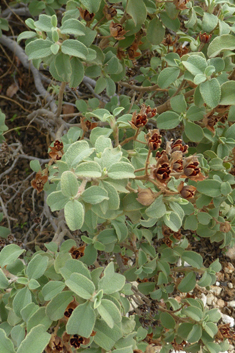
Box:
[1,0,235,352]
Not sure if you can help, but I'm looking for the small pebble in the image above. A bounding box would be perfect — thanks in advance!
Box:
[220,312,235,327]
[216,281,220,286]
[224,262,234,274]
[200,293,207,307]
[228,300,235,308]
[227,282,233,289]
[207,293,216,306]
[216,299,225,308]
[211,286,222,296]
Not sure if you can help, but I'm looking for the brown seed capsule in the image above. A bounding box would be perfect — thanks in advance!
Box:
[110,21,127,40]
[173,0,190,10]
[31,170,48,193]
[220,221,231,233]
[183,156,205,181]
[180,185,197,199]
[53,140,63,151]
[199,32,212,43]
[79,8,95,22]
[136,187,156,206]
[146,129,162,151]
[151,151,171,184]
[69,245,86,259]
[103,4,117,20]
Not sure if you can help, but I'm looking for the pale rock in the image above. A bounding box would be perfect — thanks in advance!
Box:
[227,282,233,289]
[228,300,235,308]
[224,262,234,274]
[206,293,216,306]
[216,298,225,308]
[226,245,235,260]
[220,312,235,327]
[211,285,222,296]
[200,293,207,307]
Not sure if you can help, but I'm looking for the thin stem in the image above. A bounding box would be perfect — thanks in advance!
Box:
[120,128,139,146]
[145,150,152,176]
[55,81,66,118]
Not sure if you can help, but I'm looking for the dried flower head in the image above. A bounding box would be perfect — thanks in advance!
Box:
[163,237,173,247]
[117,47,126,60]
[64,299,78,319]
[136,187,156,206]
[130,111,147,129]
[53,140,63,151]
[175,45,189,57]
[49,141,64,160]
[167,139,188,155]
[146,129,161,151]
[170,151,183,173]
[69,244,86,259]
[183,156,205,181]
[79,7,95,22]
[173,0,190,10]
[70,334,90,349]
[103,4,117,20]
[110,21,127,40]
[151,151,171,184]
[203,114,218,133]
[31,169,48,193]
[199,32,212,43]
[178,183,197,199]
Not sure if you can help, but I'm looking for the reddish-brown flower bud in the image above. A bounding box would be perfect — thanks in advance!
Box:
[146,129,161,151]
[69,244,86,259]
[220,221,231,233]
[64,299,78,319]
[103,4,117,20]
[203,114,218,133]
[130,111,148,129]
[179,185,197,199]
[170,151,184,173]
[110,21,127,40]
[164,237,172,247]
[31,169,48,193]
[145,105,157,118]
[167,139,188,155]
[79,7,95,22]
[136,187,156,206]
[70,334,90,349]
[175,45,189,57]
[199,32,212,43]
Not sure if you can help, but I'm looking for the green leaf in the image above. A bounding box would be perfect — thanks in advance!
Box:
[25,39,53,60]
[80,0,102,13]
[95,77,107,94]
[0,226,10,238]
[108,162,135,179]
[181,251,203,269]
[198,272,213,287]
[97,299,121,328]
[157,111,180,130]
[0,244,25,268]
[64,200,84,231]
[145,195,166,219]
[70,57,84,88]
[220,81,235,105]
[29,160,41,172]
[11,325,25,348]
[61,39,88,60]
[126,0,147,26]
[81,186,109,204]
[160,312,175,329]
[182,306,203,321]
[163,212,182,232]
[13,287,32,317]
[94,319,122,351]
[147,17,165,45]
[54,53,71,82]
[26,254,48,279]
[187,324,202,343]
[27,307,52,332]
[178,272,196,292]
[199,78,221,108]
[208,34,235,58]
[171,94,187,113]
[206,308,221,322]
[0,328,15,353]
[202,13,218,32]
[65,273,95,299]
[98,262,125,294]
[61,171,79,198]
[186,105,205,122]
[204,322,218,338]
[197,179,221,197]
[65,140,89,166]
[75,161,102,178]
[46,191,69,212]
[42,281,65,301]
[60,18,86,36]
[157,67,180,89]
[17,325,50,353]
[184,120,204,142]
[17,31,37,43]
[46,291,74,321]
[0,269,9,289]
[183,55,207,76]
[66,301,95,337]
[101,181,120,210]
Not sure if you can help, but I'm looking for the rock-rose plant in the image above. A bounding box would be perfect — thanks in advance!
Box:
[1,0,235,352]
